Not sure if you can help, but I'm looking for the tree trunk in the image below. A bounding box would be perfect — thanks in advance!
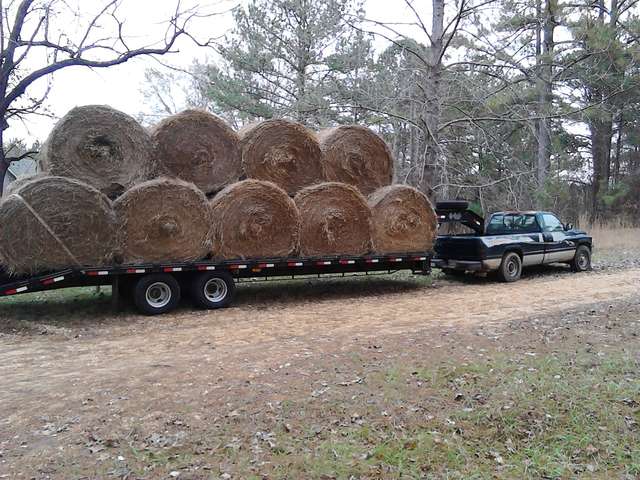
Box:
[421,0,444,198]
[536,0,555,195]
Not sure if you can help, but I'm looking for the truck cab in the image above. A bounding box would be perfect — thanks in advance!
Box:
[433,202,593,282]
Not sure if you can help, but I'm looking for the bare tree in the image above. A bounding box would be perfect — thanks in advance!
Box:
[0,0,204,195]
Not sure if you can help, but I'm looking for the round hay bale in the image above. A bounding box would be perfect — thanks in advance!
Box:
[294,182,372,256]
[3,173,47,197]
[0,176,117,275]
[41,105,155,198]
[240,119,323,195]
[151,110,242,194]
[210,179,299,259]
[368,185,437,254]
[115,177,212,264]
[318,126,394,195]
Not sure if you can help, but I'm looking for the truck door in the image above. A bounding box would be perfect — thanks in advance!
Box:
[539,213,576,264]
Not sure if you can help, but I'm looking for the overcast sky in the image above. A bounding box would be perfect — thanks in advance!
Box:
[7,0,431,144]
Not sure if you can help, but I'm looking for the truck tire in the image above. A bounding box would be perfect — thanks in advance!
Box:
[570,245,591,272]
[497,252,522,283]
[190,271,235,309]
[133,273,181,315]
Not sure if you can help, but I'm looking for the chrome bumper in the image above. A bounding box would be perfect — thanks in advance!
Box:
[432,258,501,272]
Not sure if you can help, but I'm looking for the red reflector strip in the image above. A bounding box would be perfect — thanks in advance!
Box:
[42,276,64,285]
[163,267,183,272]
[4,289,16,295]
[316,261,332,266]
[257,263,275,268]
[365,258,380,264]
[197,265,216,271]
[339,259,355,265]
[126,268,145,274]
[287,261,303,267]
[86,270,109,276]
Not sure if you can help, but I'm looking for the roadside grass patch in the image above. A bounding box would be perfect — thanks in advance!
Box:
[274,352,640,479]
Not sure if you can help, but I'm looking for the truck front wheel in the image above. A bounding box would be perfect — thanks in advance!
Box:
[133,274,181,315]
[191,272,235,309]
[497,252,522,283]
[570,245,591,272]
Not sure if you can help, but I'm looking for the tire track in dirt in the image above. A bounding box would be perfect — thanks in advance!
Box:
[1,268,639,409]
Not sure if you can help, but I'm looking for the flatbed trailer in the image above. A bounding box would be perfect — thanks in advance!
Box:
[0,253,432,315]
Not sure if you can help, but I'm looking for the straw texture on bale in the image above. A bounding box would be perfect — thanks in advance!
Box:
[0,176,117,275]
[318,126,394,195]
[240,119,323,195]
[210,179,299,259]
[40,105,155,198]
[294,182,372,256]
[115,177,211,264]
[152,110,242,194]
[3,173,47,197]
[368,185,437,254]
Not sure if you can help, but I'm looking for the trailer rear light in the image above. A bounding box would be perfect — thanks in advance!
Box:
[391,257,403,262]
[42,276,65,285]
[257,263,275,268]
[365,258,379,264]
[163,267,183,272]
[229,264,247,269]
[126,268,146,274]
[287,261,303,267]
[86,270,109,276]
[339,259,355,265]
[411,256,427,261]
[197,265,216,271]
[316,260,332,266]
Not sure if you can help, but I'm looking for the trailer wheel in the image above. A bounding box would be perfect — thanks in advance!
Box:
[497,252,522,283]
[134,274,181,315]
[570,245,591,272]
[191,271,235,309]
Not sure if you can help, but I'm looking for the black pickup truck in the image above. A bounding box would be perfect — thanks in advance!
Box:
[432,201,593,282]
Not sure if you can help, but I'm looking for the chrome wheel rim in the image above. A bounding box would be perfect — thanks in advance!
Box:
[578,252,589,269]
[145,282,171,308]
[507,258,519,277]
[204,278,227,303]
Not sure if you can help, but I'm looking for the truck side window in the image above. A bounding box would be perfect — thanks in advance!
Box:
[541,213,564,232]
[486,214,539,235]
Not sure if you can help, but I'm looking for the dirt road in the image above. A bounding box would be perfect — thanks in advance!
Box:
[1,267,639,478]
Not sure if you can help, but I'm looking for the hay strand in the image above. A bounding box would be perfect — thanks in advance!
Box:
[151,110,242,194]
[40,105,155,198]
[368,185,437,254]
[240,119,323,195]
[210,179,299,259]
[115,177,212,264]
[0,176,117,275]
[318,125,393,195]
[294,182,372,256]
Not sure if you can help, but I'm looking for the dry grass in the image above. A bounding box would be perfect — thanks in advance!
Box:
[580,216,640,251]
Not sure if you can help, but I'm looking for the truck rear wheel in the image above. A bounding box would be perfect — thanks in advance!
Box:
[191,271,235,309]
[497,252,522,283]
[133,273,181,315]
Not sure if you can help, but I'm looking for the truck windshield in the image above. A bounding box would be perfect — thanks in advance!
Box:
[486,214,539,235]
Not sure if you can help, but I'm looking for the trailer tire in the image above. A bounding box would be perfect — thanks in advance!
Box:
[133,273,181,315]
[191,271,235,309]
[570,245,591,272]
[497,252,522,283]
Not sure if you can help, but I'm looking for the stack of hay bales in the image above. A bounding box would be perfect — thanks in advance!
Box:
[0,105,436,275]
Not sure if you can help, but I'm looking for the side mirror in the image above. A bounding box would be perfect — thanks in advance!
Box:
[565,223,574,231]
